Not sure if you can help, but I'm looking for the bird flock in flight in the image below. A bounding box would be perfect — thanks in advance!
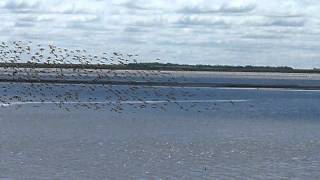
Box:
[0,41,227,113]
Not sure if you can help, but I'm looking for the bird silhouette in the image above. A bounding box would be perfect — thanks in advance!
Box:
[0,41,223,113]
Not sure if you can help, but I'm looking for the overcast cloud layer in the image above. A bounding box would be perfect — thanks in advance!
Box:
[1,0,320,68]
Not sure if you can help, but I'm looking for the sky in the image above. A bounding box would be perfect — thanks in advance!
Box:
[0,0,320,68]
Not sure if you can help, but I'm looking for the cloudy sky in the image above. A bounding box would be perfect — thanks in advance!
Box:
[1,0,320,68]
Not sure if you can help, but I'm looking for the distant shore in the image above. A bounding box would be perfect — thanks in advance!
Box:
[0,62,319,74]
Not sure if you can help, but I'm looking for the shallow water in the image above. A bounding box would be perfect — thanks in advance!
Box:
[0,82,320,179]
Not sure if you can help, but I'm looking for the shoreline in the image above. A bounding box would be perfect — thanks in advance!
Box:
[0,62,319,74]
[1,67,320,90]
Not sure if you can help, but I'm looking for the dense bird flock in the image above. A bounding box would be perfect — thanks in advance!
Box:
[0,41,221,113]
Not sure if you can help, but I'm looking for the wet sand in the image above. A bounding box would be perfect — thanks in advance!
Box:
[0,68,320,89]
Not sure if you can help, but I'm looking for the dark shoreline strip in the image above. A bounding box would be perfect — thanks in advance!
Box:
[0,78,320,90]
[0,63,319,74]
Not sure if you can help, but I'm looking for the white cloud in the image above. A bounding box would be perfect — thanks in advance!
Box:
[220,0,256,13]
[67,15,100,23]
[1,0,40,10]
[177,0,256,14]
[0,0,320,68]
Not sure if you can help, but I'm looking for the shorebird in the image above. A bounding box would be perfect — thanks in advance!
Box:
[0,41,221,113]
